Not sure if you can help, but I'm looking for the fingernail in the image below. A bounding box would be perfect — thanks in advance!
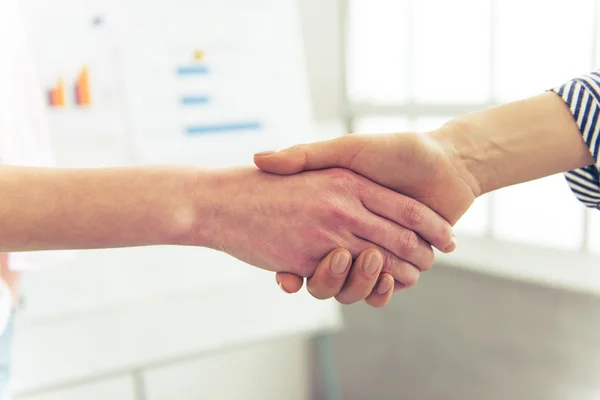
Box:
[376,277,392,294]
[255,150,277,156]
[363,251,382,276]
[445,237,457,253]
[279,282,290,294]
[394,281,406,292]
[330,251,351,275]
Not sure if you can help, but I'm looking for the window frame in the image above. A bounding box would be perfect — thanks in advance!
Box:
[338,0,600,292]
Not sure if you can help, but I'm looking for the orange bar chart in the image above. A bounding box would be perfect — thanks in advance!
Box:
[74,66,91,107]
[47,78,65,108]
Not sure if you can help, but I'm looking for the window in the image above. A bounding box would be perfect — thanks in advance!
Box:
[494,0,595,102]
[345,0,600,254]
[412,0,491,103]
[347,0,409,104]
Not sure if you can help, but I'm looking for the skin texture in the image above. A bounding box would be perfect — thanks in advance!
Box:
[257,91,596,305]
[0,165,453,288]
[203,167,453,284]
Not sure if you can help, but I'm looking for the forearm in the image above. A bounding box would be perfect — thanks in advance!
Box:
[0,165,211,251]
[432,92,595,197]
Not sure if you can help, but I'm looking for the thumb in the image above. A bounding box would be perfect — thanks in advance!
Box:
[254,137,351,175]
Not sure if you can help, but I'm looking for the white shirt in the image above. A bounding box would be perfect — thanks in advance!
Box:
[0,0,74,333]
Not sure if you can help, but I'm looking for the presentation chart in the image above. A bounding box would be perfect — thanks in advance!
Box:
[174,49,263,136]
[178,50,211,107]
[47,78,66,108]
[185,121,262,135]
[118,0,317,165]
[74,66,92,107]
[45,66,92,109]
[26,0,126,140]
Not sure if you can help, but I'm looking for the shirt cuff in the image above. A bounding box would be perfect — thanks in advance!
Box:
[551,72,600,209]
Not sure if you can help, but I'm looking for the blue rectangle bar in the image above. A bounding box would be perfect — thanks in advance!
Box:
[181,96,209,105]
[176,65,209,75]
[185,122,262,135]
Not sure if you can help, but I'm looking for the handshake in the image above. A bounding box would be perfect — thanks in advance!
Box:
[218,90,596,307]
[2,91,590,309]
[216,126,479,308]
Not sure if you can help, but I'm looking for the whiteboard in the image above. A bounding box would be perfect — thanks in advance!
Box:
[15,0,341,390]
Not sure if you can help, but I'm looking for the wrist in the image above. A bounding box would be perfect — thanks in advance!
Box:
[174,167,252,252]
[427,121,487,198]
[159,167,221,249]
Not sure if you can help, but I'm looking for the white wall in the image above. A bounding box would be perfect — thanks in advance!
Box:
[143,338,310,400]
[13,1,342,398]
[18,338,309,400]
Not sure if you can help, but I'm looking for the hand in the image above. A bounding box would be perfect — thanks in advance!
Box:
[203,167,454,285]
[277,248,395,307]
[254,129,477,305]
[254,129,479,225]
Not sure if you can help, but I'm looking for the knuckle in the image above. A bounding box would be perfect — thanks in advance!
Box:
[328,203,347,223]
[398,231,419,258]
[401,198,424,226]
[344,211,364,229]
[288,144,309,166]
[326,200,362,228]
[309,227,334,244]
[326,168,359,191]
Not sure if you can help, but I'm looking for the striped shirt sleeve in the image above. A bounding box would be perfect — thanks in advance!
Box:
[551,72,600,209]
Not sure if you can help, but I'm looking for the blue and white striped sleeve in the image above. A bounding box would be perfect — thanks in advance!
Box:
[551,72,600,210]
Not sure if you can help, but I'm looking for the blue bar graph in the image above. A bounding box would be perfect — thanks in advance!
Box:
[185,121,262,135]
[181,96,209,105]
[176,65,210,76]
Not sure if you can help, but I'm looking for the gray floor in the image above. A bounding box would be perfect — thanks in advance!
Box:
[313,265,600,400]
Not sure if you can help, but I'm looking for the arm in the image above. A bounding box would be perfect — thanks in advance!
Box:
[0,165,454,285]
[255,84,598,224]
[257,72,599,305]
[434,91,596,199]
[0,165,203,251]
